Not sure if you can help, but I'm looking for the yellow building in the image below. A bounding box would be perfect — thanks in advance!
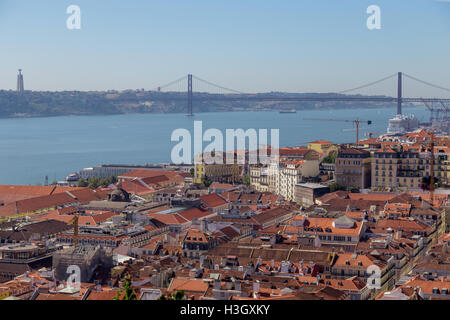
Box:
[0,289,9,300]
[194,152,241,184]
[308,140,338,156]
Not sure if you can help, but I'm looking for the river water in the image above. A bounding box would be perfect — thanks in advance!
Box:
[0,107,429,185]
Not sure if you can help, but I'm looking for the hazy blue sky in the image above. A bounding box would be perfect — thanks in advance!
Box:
[0,0,449,97]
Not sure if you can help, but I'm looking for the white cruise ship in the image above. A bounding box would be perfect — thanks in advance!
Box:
[387,114,419,134]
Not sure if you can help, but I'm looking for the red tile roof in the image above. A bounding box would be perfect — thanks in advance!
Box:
[200,193,228,208]
[348,193,397,202]
[0,186,91,204]
[178,208,216,221]
[184,230,211,243]
[209,182,234,190]
[146,213,189,226]
[309,140,333,144]
[0,189,108,217]
[220,191,240,202]
[168,278,209,293]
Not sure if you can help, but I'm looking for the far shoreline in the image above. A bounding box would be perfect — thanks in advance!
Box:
[0,104,413,121]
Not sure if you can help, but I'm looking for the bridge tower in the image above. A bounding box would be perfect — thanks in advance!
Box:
[187,74,193,116]
[397,72,402,115]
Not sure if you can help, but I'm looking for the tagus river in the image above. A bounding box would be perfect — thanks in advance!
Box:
[0,107,429,185]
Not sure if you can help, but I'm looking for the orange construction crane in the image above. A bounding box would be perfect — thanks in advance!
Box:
[304,118,372,143]
[67,215,79,248]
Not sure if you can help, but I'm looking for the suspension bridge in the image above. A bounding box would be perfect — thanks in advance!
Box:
[148,72,450,117]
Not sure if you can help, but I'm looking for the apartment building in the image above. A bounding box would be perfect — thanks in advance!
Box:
[370,143,450,191]
[330,253,396,297]
[250,165,270,192]
[193,152,241,184]
[335,147,371,189]
[182,230,218,259]
[276,160,319,201]
[371,146,421,190]
[429,146,450,188]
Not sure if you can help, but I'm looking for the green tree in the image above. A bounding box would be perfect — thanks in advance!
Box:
[77,178,88,187]
[329,182,345,192]
[203,179,212,187]
[157,290,185,300]
[99,178,110,187]
[322,151,337,164]
[172,290,185,300]
[87,177,100,189]
[190,168,195,177]
[109,175,118,184]
[113,276,137,300]
[242,174,251,186]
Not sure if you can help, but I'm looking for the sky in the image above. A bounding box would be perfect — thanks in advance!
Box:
[0,0,449,97]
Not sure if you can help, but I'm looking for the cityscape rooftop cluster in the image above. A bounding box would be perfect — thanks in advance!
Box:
[0,129,448,300]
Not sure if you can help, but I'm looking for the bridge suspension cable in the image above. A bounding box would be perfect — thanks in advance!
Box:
[192,75,246,94]
[336,73,398,94]
[151,75,187,91]
[403,73,450,93]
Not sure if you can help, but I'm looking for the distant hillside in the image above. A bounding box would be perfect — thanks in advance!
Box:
[0,90,398,118]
